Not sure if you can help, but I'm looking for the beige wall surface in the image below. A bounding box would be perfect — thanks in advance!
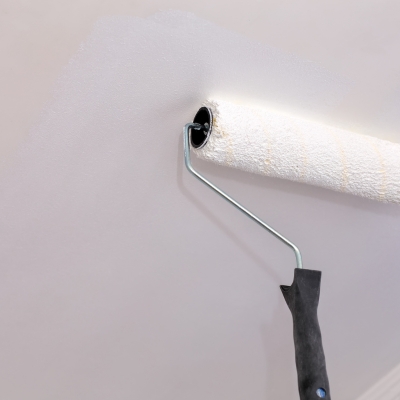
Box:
[1,1,400,400]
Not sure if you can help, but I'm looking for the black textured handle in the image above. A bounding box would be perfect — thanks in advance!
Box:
[280,269,331,400]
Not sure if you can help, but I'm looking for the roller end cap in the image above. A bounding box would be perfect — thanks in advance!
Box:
[191,107,212,149]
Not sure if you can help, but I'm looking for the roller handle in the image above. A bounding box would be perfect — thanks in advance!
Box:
[281,269,331,400]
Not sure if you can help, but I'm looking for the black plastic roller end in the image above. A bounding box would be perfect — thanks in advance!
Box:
[191,107,213,149]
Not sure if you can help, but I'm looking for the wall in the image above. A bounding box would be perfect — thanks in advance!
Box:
[1,2,400,399]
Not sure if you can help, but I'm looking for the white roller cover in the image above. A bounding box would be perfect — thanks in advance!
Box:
[195,99,400,203]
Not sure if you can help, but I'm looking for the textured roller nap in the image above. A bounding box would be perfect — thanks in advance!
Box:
[195,100,400,203]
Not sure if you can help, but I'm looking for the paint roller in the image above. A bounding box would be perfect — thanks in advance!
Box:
[182,99,400,400]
